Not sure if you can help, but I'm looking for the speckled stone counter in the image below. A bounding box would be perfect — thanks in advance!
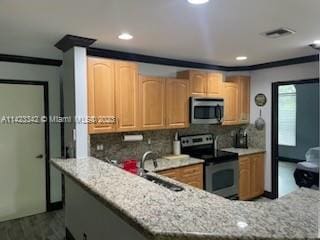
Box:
[222,147,266,156]
[51,157,319,240]
[144,157,204,172]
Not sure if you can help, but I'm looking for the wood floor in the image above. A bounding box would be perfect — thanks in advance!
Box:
[0,210,65,240]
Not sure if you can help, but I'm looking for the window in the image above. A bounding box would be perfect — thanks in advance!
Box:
[278,85,296,146]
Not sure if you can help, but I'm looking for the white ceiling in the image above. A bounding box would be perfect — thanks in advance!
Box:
[0,0,319,66]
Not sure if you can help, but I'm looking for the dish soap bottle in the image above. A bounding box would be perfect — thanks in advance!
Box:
[173,132,181,155]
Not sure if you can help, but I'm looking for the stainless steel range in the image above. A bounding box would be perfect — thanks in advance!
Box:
[180,134,239,198]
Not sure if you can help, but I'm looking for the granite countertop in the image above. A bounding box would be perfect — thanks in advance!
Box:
[221,147,266,156]
[51,157,319,240]
[144,157,204,172]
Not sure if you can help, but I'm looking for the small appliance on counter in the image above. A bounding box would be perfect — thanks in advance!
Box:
[234,129,248,149]
[180,134,238,198]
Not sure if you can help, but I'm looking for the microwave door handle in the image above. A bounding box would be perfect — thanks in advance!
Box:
[217,105,222,123]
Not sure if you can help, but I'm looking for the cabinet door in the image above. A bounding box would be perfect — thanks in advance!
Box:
[88,57,116,134]
[250,154,265,198]
[207,73,223,98]
[180,164,203,189]
[166,78,189,129]
[115,61,140,132]
[239,157,251,200]
[223,81,239,125]
[239,76,250,124]
[140,76,166,130]
[189,71,207,96]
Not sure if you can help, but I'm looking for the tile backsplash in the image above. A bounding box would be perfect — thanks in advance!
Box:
[90,124,265,161]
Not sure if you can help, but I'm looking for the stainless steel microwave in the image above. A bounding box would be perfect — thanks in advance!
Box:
[190,97,224,124]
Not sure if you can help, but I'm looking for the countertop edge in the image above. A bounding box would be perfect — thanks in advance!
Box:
[50,160,158,240]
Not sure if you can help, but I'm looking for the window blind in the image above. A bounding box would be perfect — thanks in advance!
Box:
[278,85,296,146]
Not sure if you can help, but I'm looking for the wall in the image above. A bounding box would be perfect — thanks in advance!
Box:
[0,62,62,203]
[250,61,319,192]
[90,124,264,162]
[279,83,319,161]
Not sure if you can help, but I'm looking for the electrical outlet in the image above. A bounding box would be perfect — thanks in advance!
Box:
[96,144,104,151]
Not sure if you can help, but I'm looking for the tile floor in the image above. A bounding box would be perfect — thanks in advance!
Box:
[0,210,65,240]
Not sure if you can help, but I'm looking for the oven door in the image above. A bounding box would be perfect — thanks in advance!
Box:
[205,161,239,198]
[191,98,224,124]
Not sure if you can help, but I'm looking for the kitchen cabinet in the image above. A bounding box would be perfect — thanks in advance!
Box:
[177,70,224,97]
[239,153,264,200]
[87,57,139,134]
[223,81,239,125]
[238,76,250,123]
[207,72,224,98]
[177,70,207,96]
[158,164,203,189]
[223,76,250,125]
[166,78,189,129]
[139,76,166,130]
[88,57,116,133]
[115,61,140,132]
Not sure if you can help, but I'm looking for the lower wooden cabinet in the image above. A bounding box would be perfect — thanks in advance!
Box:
[239,153,265,200]
[157,164,203,189]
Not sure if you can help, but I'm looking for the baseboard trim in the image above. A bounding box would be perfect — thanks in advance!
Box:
[66,228,76,240]
[47,201,63,212]
[263,191,277,199]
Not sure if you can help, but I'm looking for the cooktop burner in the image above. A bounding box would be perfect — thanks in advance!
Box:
[180,134,238,164]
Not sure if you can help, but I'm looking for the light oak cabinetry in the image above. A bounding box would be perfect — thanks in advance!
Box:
[207,72,224,98]
[239,153,265,200]
[177,70,224,97]
[139,76,166,130]
[223,81,239,125]
[88,57,116,133]
[115,61,140,132]
[223,76,250,125]
[88,57,139,134]
[158,164,203,189]
[166,78,189,129]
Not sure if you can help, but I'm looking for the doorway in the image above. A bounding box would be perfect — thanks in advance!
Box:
[0,80,50,222]
[271,79,319,198]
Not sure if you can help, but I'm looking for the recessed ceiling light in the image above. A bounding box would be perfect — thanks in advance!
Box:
[236,56,248,61]
[188,0,210,5]
[118,33,133,40]
[313,40,320,45]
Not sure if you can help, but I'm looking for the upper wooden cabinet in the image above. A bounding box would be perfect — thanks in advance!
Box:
[87,57,139,134]
[207,72,224,98]
[177,70,207,96]
[166,78,189,129]
[88,57,116,133]
[223,76,250,125]
[239,153,265,200]
[238,76,250,124]
[177,70,224,97]
[115,61,140,132]
[223,81,239,125]
[139,76,166,130]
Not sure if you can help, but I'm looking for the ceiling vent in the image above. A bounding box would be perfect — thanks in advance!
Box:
[262,28,296,39]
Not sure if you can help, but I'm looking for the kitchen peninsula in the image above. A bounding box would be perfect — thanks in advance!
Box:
[51,157,319,240]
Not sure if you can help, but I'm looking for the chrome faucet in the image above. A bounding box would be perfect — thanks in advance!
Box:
[139,151,158,176]
[214,135,221,151]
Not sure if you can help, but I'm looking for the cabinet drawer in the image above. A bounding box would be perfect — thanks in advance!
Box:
[180,164,203,177]
[158,169,180,180]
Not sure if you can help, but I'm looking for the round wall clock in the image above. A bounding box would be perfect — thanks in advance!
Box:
[255,93,267,107]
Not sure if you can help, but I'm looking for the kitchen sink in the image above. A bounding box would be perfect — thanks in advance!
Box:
[143,174,184,192]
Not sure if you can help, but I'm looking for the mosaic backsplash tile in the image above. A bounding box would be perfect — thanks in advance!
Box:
[90,124,265,161]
